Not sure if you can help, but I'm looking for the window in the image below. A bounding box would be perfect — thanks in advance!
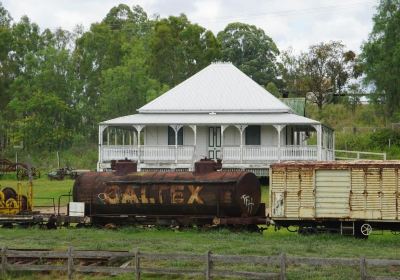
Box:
[168,127,183,145]
[245,125,261,145]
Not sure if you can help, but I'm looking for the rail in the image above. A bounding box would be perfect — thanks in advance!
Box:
[222,145,321,163]
[102,145,328,165]
[1,247,399,280]
[101,145,195,163]
[335,150,387,160]
[57,193,72,215]
[34,197,56,214]
[101,145,139,161]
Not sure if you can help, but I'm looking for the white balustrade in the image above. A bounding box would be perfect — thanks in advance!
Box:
[101,145,139,161]
[281,145,317,160]
[141,146,176,162]
[177,146,195,162]
[223,146,241,162]
[243,146,279,162]
[101,145,320,164]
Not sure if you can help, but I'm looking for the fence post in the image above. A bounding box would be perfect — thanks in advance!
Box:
[280,253,286,280]
[1,246,7,278]
[205,250,212,280]
[360,257,367,280]
[67,246,74,280]
[135,248,140,280]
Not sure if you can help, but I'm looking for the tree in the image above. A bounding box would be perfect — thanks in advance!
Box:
[217,22,279,87]
[362,0,400,120]
[343,83,363,114]
[99,41,167,120]
[293,41,356,110]
[0,2,12,149]
[7,22,78,150]
[148,14,219,87]
[73,4,154,138]
[265,82,280,97]
[279,48,305,96]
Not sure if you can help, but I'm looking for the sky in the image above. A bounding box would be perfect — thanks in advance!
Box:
[2,0,378,53]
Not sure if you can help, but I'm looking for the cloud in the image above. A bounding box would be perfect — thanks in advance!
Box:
[2,0,376,52]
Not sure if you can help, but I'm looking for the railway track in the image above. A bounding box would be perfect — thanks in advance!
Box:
[4,248,132,267]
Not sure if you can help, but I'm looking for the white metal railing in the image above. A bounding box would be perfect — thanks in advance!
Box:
[243,146,279,162]
[223,146,241,162]
[102,145,195,163]
[222,145,319,163]
[101,145,325,164]
[141,146,194,162]
[141,145,176,162]
[101,145,139,161]
[176,146,195,161]
[281,145,318,161]
[322,148,335,160]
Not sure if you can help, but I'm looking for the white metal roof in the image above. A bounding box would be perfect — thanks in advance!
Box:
[101,113,319,126]
[138,62,291,113]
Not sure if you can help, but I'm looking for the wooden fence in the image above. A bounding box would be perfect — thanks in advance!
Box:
[1,247,400,280]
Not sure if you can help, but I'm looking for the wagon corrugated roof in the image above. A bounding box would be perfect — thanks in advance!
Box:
[138,62,291,114]
[271,160,400,168]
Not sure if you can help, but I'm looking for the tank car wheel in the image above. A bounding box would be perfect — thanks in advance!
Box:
[46,215,58,229]
[2,223,13,228]
[250,225,263,233]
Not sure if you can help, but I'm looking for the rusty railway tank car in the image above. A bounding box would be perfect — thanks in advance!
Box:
[73,159,265,226]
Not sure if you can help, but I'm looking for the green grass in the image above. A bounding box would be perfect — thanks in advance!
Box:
[0,177,74,207]
[1,227,400,279]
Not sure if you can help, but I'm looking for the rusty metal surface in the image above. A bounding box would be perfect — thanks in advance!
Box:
[114,161,137,175]
[270,162,400,222]
[193,158,222,175]
[272,160,400,169]
[73,170,261,218]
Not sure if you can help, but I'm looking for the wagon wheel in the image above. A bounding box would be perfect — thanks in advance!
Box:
[6,198,18,209]
[2,187,17,200]
[16,168,28,181]
[31,167,41,179]
[361,223,372,236]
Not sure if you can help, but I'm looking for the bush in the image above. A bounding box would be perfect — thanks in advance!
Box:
[370,129,400,149]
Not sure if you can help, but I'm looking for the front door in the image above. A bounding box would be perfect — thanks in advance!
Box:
[208,127,221,159]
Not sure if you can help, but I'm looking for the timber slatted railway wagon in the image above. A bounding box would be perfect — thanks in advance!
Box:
[269,161,400,237]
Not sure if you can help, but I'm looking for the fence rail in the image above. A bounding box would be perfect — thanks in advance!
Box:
[335,149,387,160]
[1,247,400,280]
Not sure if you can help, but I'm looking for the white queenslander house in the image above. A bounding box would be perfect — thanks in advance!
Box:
[98,62,334,176]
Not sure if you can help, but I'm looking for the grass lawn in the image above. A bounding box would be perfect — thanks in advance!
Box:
[1,227,400,279]
[0,177,399,279]
[0,176,74,207]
